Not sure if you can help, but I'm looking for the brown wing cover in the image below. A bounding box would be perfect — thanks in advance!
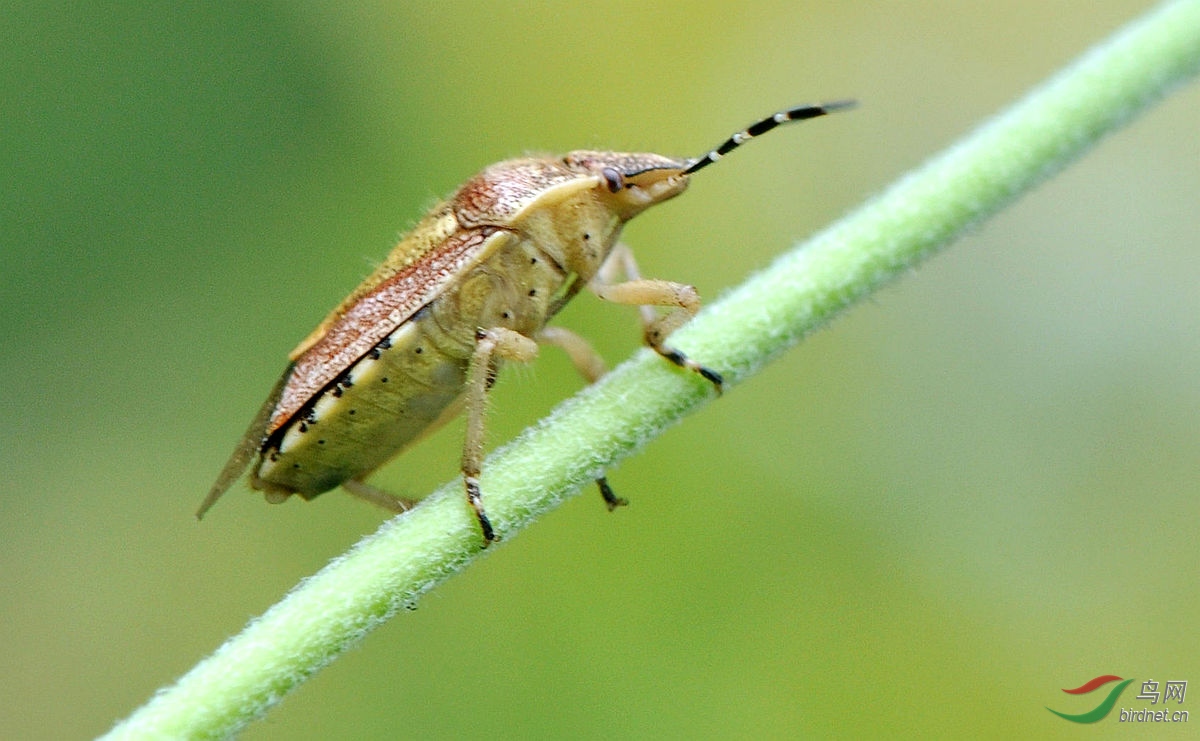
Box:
[268,225,501,434]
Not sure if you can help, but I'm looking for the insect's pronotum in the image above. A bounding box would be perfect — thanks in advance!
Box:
[200,100,855,544]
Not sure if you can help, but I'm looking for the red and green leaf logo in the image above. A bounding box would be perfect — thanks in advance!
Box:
[1048,675,1134,723]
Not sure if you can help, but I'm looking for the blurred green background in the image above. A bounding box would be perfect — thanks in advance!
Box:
[3,2,1198,738]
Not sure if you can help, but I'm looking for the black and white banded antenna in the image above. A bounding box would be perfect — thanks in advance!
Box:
[683,100,857,175]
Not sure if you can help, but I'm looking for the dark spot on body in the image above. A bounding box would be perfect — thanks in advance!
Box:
[348,409,357,415]
[381,377,389,383]
[332,387,343,398]
[368,347,381,360]
[318,439,326,445]
[298,422,308,433]
[528,289,537,297]
[415,347,423,354]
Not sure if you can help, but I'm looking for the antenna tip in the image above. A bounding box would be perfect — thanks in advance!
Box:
[822,99,858,113]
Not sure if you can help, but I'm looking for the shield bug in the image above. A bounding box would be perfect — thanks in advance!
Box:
[199,100,855,543]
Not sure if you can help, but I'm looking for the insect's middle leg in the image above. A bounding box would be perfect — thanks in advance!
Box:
[536,326,627,511]
[342,478,418,514]
[590,243,724,392]
[463,327,539,544]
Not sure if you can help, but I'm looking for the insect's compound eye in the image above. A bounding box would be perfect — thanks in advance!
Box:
[601,166,623,193]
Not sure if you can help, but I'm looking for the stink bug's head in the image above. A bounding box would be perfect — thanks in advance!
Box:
[564,99,857,220]
[562,151,691,221]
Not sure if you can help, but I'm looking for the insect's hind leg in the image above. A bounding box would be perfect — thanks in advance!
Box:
[342,478,418,514]
[589,243,724,393]
[463,327,539,544]
[536,326,627,511]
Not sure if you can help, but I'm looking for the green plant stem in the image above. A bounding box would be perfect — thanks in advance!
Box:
[105,2,1200,738]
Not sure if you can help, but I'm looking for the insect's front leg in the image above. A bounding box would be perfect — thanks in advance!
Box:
[464,327,539,544]
[590,243,724,392]
[536,326,627,511]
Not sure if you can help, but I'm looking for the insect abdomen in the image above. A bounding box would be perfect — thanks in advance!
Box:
[253,231,572,499]
[254,316,468,497]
